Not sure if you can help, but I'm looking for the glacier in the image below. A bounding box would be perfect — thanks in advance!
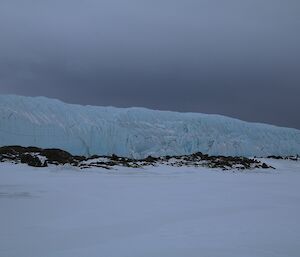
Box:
[0,94,299,158]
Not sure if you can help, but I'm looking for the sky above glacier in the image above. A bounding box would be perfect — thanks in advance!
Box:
[0,0,300,129]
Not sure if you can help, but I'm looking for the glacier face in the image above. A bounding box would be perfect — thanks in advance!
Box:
[0,94,300,158]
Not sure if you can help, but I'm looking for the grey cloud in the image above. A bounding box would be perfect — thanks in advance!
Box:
[0,0,299,128]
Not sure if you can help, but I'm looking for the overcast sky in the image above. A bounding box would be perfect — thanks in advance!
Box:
[0,0,299,128]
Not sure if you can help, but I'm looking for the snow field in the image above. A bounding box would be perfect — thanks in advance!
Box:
[0,159,300,257]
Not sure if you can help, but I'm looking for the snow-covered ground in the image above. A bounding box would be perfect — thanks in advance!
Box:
[0,159,300,257]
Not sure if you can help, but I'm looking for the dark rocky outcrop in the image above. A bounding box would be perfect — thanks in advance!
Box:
[20,154,45,167]
[40,149,74,165]
[0,145,279,171]
[267,155,299,161]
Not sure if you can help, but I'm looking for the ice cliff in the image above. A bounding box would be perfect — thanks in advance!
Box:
[0,95,300,158]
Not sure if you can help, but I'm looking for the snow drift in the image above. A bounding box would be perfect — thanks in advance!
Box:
[0,94,299,158]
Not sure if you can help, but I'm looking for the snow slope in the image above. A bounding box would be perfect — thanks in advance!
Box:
[0,94,300,158]
[0,160,300,257]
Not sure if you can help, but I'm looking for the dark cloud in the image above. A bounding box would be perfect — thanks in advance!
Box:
[0,0,300,128]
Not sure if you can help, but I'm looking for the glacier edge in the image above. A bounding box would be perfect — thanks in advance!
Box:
[0,94,299,158]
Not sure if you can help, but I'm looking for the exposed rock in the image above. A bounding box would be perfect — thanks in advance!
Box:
[20,154,43,167]
[266,155,299,161]
[261,163,269,169]
[267,155,283,160]
[143,155,158,163]
[40,149,73,165]
[0,145,278,171]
